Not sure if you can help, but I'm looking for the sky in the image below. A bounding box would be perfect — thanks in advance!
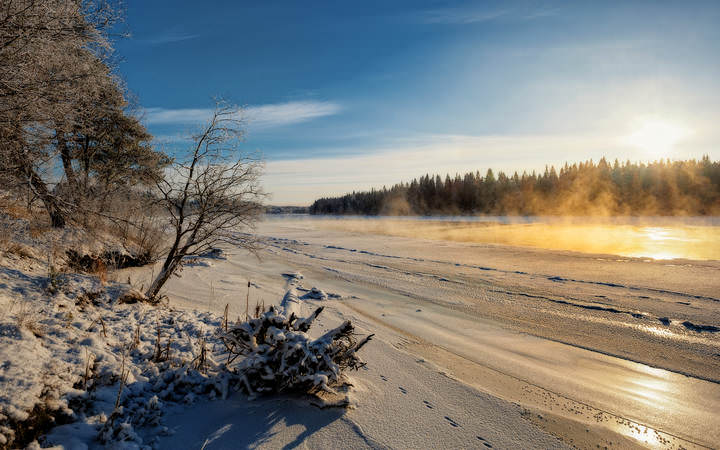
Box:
[116,0,720,205]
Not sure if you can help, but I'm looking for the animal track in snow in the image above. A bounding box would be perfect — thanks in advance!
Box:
[444,416,461,428]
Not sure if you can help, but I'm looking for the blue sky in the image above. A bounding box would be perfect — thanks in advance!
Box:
[117,1,720,204]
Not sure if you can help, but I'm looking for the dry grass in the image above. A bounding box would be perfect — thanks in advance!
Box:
[0,402,73,450]
[153,322,172,363]
[92,259,107,285]
[9,299,45,338]
[45,248,64,295]
[0,240,33,259]
[0,194,34,221]
[28,223,52,239]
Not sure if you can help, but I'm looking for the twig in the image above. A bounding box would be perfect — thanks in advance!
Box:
[98,316,107,338]
[223,303,229,332]
[114,352,129,410]
[245,280,250,321]
[83,348,91,390]
[132,322,140,349]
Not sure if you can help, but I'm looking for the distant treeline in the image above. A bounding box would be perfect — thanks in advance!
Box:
[265,205,309,214]
[309,157,720,216]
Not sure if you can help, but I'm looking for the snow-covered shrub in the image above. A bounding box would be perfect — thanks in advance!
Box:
[221,306,372,396]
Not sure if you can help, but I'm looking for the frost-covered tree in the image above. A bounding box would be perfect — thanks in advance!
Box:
[1,1,115,226]
[0,0,166,228]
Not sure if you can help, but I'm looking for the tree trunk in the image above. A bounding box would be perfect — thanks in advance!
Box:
[3,124,66,228]
[27,167,66,228]
[145,257,179,299]
[57,130,78,191]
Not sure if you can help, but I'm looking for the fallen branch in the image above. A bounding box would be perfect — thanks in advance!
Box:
[221,305,372,396]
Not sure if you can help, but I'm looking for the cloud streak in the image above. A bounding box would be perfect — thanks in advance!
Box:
[411,5,558,25]
[415,8,509,25]
[143,101,342,128]
[246,101,342,128]
[144,108,211,125]
[138,32,200,45]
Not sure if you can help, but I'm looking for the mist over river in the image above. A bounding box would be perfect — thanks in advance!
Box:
[264,215,720,261]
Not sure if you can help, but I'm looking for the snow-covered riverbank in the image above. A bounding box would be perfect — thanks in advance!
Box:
[2,216,718,448]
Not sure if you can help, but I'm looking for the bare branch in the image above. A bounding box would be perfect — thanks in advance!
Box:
[145,102,266,299]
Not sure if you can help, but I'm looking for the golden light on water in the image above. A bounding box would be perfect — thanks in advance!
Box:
[311,219,720,261]
[610,365,674,447]
[627,377,671,406]
[626,226,702,260]
[616,422,663,448]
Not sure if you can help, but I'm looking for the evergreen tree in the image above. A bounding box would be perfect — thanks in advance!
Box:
[309,158,720,216]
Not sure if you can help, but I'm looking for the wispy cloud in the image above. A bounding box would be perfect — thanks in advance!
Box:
[246,101,342,128]
[415,8,509,25]
[144,108,210,125]
[411,5,558,25]
[150,133,193,145]
[143,101,342,128]
[523,7,560,21]
[137,32,200,45]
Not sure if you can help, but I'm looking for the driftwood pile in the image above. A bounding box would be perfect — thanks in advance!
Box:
[221,305,373,396]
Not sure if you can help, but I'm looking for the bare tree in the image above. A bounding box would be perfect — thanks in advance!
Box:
[145,102,265,300]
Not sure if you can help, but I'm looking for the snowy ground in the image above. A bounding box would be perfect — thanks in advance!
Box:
[141,217,719,449]
[126,260,568,449]
[2,215,718,448]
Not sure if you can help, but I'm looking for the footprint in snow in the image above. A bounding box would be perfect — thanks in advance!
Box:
[444,416,461,428]
[423,400,434,409]
[398,386,407,394]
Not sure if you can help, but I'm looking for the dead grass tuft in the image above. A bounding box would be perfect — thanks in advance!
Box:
[14,303,45,338]
[0,402,73,450]
[117,289,148,304]
[0,241,33,259]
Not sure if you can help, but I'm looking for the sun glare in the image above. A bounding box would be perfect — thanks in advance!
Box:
[622,119,690,157]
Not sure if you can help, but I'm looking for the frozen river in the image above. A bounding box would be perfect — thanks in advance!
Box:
[151,215,720,448]
[268,215,720,261]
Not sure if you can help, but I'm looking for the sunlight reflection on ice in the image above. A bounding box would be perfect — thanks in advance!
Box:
[307,218,720,261]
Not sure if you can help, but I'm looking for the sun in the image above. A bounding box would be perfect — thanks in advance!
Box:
[622,118,690,158]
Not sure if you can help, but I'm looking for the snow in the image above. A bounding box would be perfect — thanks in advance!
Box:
[0,252,562,449]
[0,253,233,447]
[2,214,718,448]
